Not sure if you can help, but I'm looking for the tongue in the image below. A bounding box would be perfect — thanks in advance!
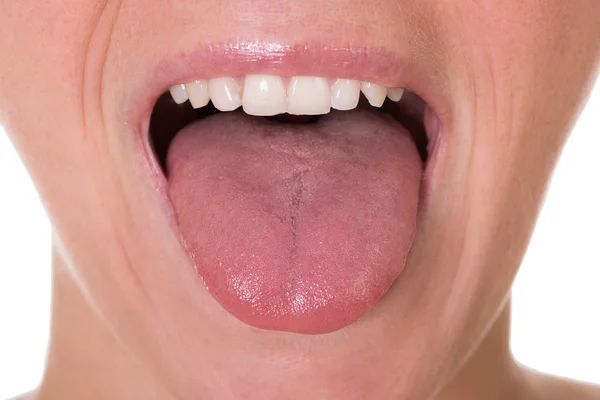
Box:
[167,109,422,334]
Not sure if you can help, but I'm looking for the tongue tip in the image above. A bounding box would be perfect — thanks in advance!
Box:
[200,255,404,335]
[213,285,387,335]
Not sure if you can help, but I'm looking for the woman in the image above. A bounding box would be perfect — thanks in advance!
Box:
[1,1,599,399]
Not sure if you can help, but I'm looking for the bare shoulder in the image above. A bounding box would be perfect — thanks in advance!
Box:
[522,366,600,400]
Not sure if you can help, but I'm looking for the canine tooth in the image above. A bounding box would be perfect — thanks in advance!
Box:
[209,77,242,111]
[387,88,405,102]
[287,76,331,115]
[185,80,210,109]
[331,79,360,111]
[242,75,287,116]
[360,82,387,107]
[169,84,189,105]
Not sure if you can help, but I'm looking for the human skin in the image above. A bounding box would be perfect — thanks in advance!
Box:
[1,1,600,399]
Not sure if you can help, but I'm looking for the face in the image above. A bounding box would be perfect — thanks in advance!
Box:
[1,1,599,399]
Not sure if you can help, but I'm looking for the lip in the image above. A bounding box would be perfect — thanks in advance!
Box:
[126,40,448,196]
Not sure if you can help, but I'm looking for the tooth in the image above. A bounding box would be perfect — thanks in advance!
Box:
[387,88,405,102]
[169,84,189,105]
[360,82,387,107]
[185,80,210,109]
[331,79,360,111]
[287,76,331,115]
[242,75,287,116]
[209,77,242,111]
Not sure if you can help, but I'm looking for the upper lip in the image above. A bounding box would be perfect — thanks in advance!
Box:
[126,40,450,144]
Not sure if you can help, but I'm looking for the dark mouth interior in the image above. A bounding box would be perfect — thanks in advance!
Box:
[149,89,429,175]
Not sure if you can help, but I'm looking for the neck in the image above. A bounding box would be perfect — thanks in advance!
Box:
[434,304,526,400]
[38,250,528,400]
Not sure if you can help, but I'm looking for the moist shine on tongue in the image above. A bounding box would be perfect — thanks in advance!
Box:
[167,109,422,334]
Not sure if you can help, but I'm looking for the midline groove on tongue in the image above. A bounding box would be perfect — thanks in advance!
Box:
[169,75,405,116]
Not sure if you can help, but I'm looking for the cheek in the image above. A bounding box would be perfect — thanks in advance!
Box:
[455,0,599,76]
[0,2,124,267]
[440,0,599,162]
[0,0,106,135]
[0,0,112,190]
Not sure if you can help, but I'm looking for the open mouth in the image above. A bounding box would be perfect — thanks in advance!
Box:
[151,78,430,170]
[144,69,439,335]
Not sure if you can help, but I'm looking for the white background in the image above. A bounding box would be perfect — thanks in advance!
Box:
[1,80,599,398]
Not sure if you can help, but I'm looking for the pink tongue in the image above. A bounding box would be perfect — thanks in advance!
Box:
[167,109,421,334]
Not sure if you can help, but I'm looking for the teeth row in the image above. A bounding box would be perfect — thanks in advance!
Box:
[169,76,405,116]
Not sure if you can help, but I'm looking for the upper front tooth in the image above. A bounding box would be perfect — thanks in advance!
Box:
[173,76,398,116]
[331,79,360,111]
[185,80,210,109]
[242,75,287,116]
[169,84,189,105]
[387,88,404,102]
[360,82,387,107]
[287,76,331,115]
[209,77,242,111]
